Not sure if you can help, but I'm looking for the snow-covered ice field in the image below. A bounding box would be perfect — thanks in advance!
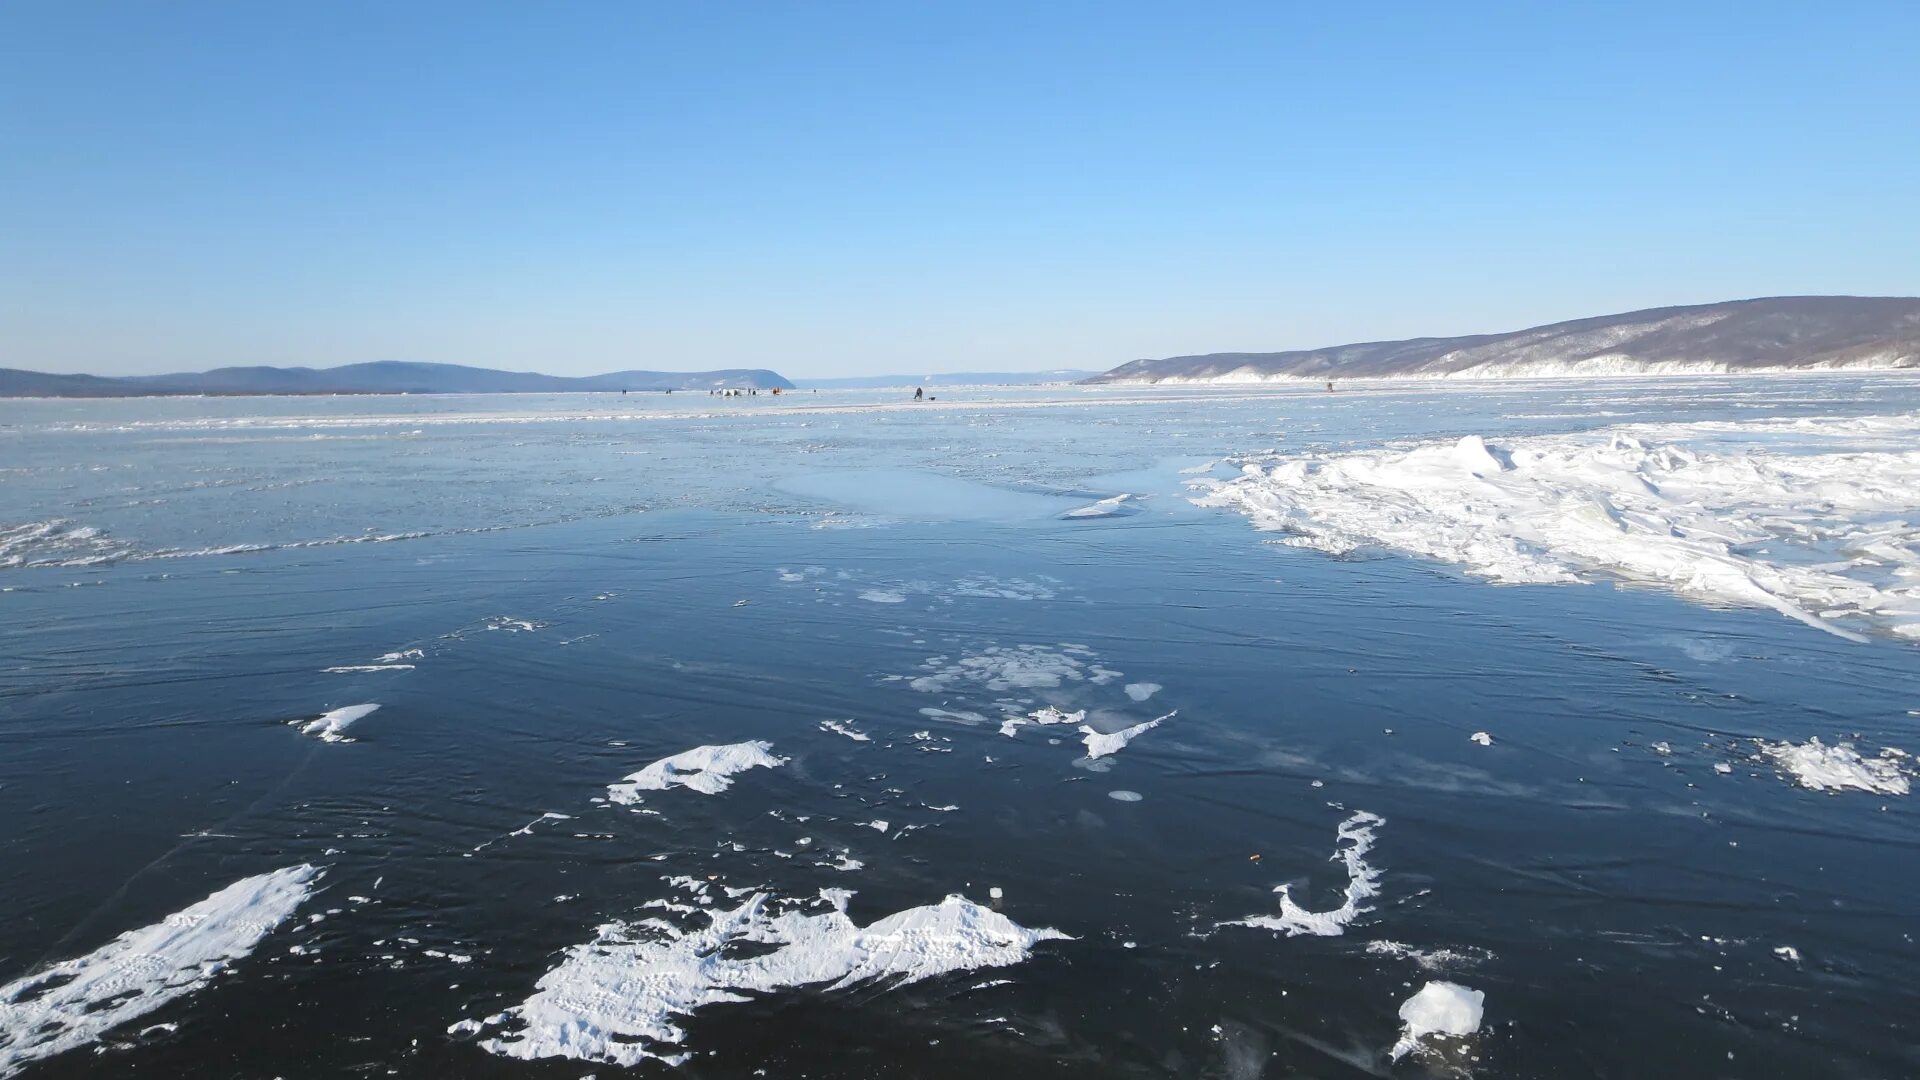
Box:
[2,375,1919,1077]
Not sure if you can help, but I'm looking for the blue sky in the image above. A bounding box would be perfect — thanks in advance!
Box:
[3,2,1916,378]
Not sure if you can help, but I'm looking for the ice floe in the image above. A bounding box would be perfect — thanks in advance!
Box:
[452,892,1067,1068]
[1193,415,1920,641]
[0,865,319,1075]
[295,703,380,742]
[1756,737,1910,795]
[1391,980,1485,1061]
[1231,811,1384,936]
[608,742,788,803]
[1123,682,1163,702]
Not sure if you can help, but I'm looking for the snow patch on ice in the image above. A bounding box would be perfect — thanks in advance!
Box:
[453,893,1067,1068]
[1231,811,1384,937]
[1079,711,1172,759]
[609,742,788,802]
[905,644,1108,694]
[1757,737,1910,795]
[295,703,379,742]
[0,865,319,1075]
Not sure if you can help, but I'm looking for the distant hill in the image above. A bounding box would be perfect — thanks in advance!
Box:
[0,360,794,397]
[796,369,1099,389]
[1086,297,1920,384]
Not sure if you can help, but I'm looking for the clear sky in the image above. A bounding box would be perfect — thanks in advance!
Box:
[3,2,1916,379]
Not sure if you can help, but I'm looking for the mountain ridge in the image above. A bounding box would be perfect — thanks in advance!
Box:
[1085,296,1920,384]
[0,360,794,398]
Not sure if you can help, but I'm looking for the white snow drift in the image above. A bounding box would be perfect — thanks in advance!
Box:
[1231,811,1384,936]
[608,741,788,802]
[0,865,319,1076]
[1193,415,1920,641]
[453,891,1066,1067]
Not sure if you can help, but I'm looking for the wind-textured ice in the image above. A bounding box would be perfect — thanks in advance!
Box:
[1231,811,1384,936]
[1757,738,1910,795]
[1391,980,1485,1061]
[1193,415,1920,641]
[607,741,788,802]
[453,892,1067,1068]
[0,865,320,1077]
[295,703,380,742]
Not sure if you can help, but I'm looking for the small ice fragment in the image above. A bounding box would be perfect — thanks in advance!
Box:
[1107,790,1144,802]
[988,887,1003,900]
[865,820,889,832]
[1469,732,1492,746]
[1713,762,1733,774]
[1390,980,1485,1061]
[1123,682,1162,702]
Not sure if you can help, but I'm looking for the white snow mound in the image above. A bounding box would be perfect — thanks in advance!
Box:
[609,741,788,802]
[454,892,1067,1067]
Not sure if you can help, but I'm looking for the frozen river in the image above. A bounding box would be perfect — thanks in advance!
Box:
[4,375,1919,1077]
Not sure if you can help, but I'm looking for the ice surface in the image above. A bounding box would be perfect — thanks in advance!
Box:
[454,892,1067,1067]
[295,703,379,742]
[0,865,319,1076]
[1757,738,1910,795]
[1232,811,1383,936]
[1391,980,1485,1061]
[608,742,788,803]
[1123,682,1162,702]
[1194,415,1920,640]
